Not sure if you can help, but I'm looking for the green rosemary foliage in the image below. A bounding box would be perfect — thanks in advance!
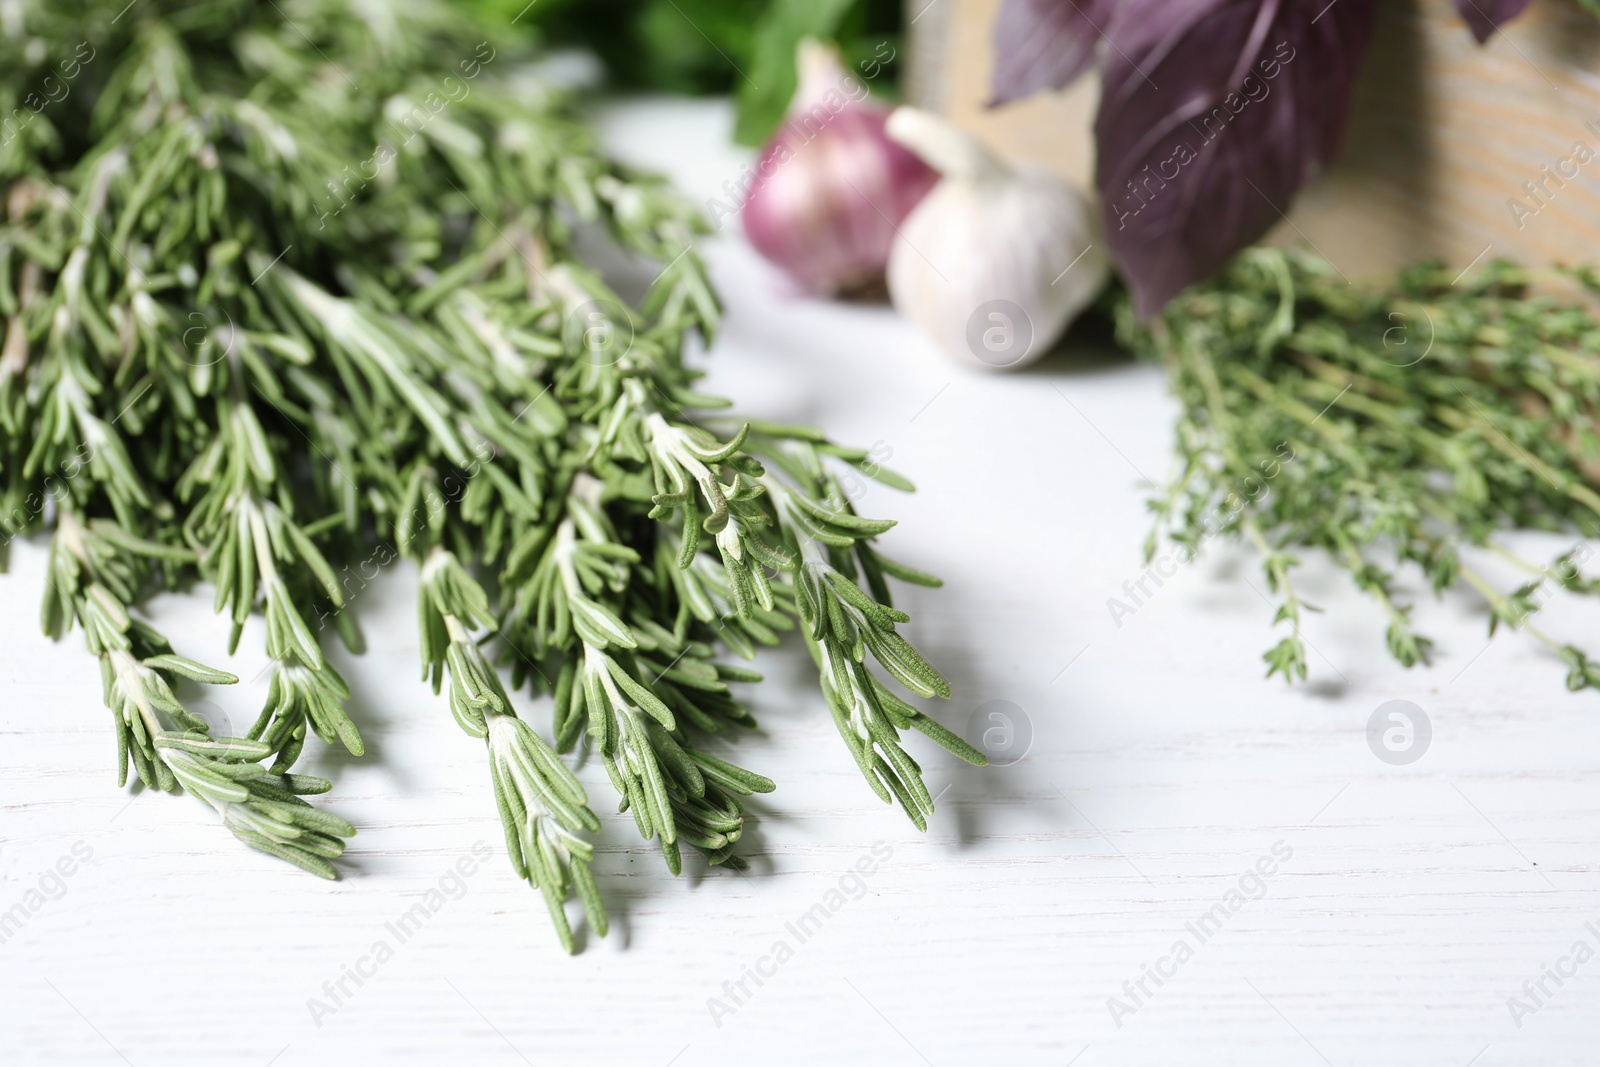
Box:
[42,513,355,877]
[0,0,974,951]
[1121,248,1600,689]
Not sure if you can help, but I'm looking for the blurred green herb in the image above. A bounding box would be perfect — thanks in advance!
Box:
[470,0,904,145]
[0,0,975,953]
[1120,249,1600,689]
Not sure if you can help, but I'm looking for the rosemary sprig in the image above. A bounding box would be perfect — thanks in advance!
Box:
[42,512,355,877]
[0,0,972,951]
[1122,248,1600,689]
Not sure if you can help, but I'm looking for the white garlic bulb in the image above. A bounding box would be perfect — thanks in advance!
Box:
[885,107,1107,371]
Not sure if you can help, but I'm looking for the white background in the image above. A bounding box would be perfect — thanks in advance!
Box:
[3,99,1599,1066]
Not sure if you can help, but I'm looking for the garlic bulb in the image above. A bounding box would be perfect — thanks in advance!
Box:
[740,40,937,296]
[885,107,1107,370]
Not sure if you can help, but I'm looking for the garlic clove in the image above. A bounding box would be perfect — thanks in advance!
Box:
[885,107,1108,370]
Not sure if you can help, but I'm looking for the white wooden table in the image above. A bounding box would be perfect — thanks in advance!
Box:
[3,98,1598,1067]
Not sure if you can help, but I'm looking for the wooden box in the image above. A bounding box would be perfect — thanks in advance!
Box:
[905,0,1600,279]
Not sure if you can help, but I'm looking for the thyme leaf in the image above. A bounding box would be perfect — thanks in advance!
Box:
[1123,248,1600,689]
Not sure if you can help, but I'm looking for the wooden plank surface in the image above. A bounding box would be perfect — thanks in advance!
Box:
[914,0,1600,280]
[2,97,1600,1066]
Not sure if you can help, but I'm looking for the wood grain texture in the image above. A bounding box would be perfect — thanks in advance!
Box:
[914,0,1600,278]
[2,99,1600,1066]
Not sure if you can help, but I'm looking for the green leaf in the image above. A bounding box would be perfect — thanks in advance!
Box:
[733,0,860,147]
[142,654,239,686]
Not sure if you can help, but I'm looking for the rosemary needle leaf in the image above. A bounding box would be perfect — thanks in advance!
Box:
[3,0,968,951]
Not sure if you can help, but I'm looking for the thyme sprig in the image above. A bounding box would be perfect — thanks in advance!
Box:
[1122,248,1600,689]
[1,0,972,951]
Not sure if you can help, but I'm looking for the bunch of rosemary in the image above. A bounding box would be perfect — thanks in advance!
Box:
[1121,249,1600,690]
[0,0,979,951]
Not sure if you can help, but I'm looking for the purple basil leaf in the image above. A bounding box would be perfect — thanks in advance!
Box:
[1095,0,1379,317]
[1455,0,1533,43]
[989,0,1117,106]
